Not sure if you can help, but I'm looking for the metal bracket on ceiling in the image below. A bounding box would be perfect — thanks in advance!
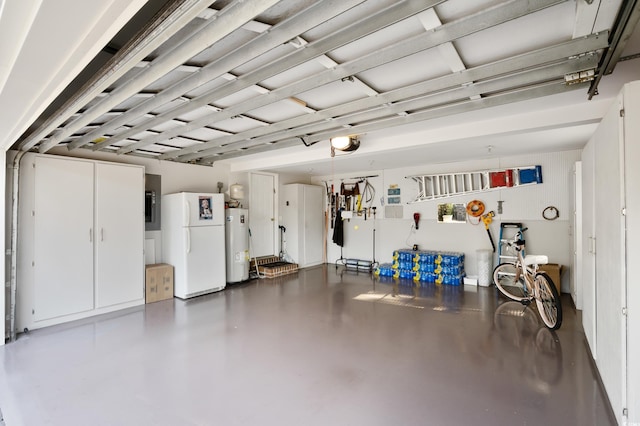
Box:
[587,0,640,99]
[288,36,306,48]
[299,136,317,147]
[564,68,596,85]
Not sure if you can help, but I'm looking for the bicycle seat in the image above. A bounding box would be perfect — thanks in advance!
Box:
[524,255,548,266]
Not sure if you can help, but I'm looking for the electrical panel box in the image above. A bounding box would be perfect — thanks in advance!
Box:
[145,174,161,231]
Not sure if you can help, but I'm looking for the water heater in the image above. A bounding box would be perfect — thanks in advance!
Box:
[225,208,249,283]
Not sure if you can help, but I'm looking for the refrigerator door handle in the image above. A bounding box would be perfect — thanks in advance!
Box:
[186,228,191,254]
[184,200,190,227]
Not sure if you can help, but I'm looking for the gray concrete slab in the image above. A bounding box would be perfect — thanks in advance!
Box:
[0,265,615,425]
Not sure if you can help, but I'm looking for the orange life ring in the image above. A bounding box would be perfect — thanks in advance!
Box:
[466,200,485,217]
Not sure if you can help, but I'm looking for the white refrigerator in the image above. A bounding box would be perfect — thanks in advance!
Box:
[225,208,249,283]
[162,192,226,299]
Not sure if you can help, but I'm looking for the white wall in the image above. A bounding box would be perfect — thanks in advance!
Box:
[227,170,309,210]
[46,147,230,194]
[312,150,579,292]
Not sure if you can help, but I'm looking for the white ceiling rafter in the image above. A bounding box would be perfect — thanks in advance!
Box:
[35,0,283,153]
[17,0,215,152]
[287,30,380,98]
[171,33,606,162]
[146,0,574,160]
[110,0,442,155]
[221,70,318,114]
[116,0,541,156]
[6,0,639,175]
[65,0,371,151]
[417,9,479,100]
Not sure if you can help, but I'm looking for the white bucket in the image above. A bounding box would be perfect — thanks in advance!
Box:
[230,183,244,200]
[477,249,493,287]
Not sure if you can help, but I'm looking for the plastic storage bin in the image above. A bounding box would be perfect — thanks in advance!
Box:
[477,249,493,287]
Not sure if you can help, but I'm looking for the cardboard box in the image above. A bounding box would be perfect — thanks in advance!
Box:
[145,263,174,303]
[540,263,562,295]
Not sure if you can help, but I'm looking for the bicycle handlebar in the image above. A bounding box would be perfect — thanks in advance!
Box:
[509,227,528,249]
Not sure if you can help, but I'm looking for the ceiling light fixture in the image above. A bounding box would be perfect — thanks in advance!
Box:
[330,136,360,157]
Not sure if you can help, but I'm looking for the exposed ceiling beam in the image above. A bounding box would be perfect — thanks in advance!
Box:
[574,0,603,37]
[67,0,369,151]
[285,34,380,98]
[36,0,282,153]
[190,56,597,162]
[295,82,590,148]
[417,8,480,103]
[116,0,565,156]
[18,0,214,152]
[163,32,607,161]
[109,0,447,154]
[155,1,591,162]
[418,9,466,73]
[204,81,591,164]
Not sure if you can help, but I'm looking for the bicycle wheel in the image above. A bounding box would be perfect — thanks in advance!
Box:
[534,272,563,330]
[493,263,529,302]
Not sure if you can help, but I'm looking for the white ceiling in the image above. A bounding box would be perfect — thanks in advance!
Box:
[1,0,639,177]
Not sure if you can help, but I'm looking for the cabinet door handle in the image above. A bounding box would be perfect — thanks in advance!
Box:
[89,229,93,243]
[101,228,104,242]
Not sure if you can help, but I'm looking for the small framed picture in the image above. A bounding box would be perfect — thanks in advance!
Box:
[438,203,466,223]
[199,196,213,220]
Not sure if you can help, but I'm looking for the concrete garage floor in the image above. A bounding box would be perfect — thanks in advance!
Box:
[0,265,615,426]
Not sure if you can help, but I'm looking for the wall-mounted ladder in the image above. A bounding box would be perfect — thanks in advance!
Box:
[407,165,542,203]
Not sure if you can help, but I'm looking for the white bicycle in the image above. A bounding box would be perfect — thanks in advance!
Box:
[492,228,562,330]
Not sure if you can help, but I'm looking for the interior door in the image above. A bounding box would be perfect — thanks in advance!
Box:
[594,96,626,425]
[34,156,94,321]
[250,172,276,257]
[95,163,144,308]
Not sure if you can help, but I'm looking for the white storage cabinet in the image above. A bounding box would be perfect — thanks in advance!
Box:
[17,154,145,331]
[280,184,324,267]
[580,81,640,426]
